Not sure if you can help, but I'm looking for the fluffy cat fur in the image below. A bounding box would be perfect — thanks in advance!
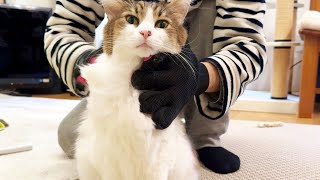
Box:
[75,0,199,179]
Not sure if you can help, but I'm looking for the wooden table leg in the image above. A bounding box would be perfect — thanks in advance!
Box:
[298,36,319,118]
[310,0,320,11]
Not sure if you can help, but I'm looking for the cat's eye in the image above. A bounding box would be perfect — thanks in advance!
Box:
[126,15,139,25]
[155,20,169,29]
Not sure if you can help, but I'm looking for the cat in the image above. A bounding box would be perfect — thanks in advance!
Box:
[75,0,200,179]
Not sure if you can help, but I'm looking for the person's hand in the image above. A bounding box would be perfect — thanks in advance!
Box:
[74,48,102,97]
[132,45,209,129]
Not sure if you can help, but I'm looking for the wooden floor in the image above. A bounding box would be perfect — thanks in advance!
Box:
[231,110,320,125]
[32,93,81,100]
[33,93,320,125]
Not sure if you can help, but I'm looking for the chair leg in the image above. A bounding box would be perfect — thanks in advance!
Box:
[298,36,319,118]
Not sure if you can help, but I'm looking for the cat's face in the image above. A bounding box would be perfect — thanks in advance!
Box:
[102,0,191,58]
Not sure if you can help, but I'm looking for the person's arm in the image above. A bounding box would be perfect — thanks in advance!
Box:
[44,0,105,96]
[197,0,267,119]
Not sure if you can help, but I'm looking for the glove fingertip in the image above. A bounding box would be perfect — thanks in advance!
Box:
[155,124,165,130]
[152,107,173,130]
[132,70,148,90]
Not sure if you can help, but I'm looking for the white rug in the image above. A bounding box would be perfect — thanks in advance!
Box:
[0,94,320,180]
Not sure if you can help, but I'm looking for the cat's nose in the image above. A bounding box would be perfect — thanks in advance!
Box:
[140,30,152,39]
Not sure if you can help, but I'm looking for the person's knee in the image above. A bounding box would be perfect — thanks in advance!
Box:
[186,111,230,148]
[58,119,76,159]
[57,99,87,158]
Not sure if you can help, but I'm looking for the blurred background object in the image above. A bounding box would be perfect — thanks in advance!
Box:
[5,0,55,8]
[0,2,66,96]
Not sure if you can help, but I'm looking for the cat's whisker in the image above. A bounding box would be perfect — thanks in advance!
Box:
[148,42,197,76]
[101,40,196,75]
[171,53,196,76]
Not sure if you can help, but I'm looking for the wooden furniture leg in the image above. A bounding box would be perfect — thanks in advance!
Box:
[298,36,319,118]
[310,0,320,11]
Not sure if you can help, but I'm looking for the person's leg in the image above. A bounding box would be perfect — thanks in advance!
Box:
[58,99,87,158]
[185,0,240,174]
[184,100,240,174]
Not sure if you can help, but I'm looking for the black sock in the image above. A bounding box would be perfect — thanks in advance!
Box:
[197,147,240,174]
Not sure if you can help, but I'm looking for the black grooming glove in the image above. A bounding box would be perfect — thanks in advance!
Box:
[132,45,209,129]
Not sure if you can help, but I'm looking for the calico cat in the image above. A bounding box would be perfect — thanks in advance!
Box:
[75,0,199,179]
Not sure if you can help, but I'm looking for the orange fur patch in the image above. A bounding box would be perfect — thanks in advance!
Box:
[102,0,188,55]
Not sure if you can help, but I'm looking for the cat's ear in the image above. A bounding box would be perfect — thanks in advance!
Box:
[166,0,191,24]
[101,0,128,20]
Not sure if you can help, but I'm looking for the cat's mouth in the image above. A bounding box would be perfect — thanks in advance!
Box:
[136,43,153,50]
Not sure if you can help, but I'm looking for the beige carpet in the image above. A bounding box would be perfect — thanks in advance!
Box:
[0,94,320,180]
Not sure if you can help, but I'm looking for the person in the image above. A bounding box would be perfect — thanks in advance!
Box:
[44,0,267,174]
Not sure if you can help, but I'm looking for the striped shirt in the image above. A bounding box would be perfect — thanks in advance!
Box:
[44,0,267,120]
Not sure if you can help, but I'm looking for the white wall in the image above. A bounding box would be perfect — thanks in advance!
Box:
[247,0,310,93]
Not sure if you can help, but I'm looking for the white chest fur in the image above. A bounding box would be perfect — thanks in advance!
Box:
[75,54,199,180]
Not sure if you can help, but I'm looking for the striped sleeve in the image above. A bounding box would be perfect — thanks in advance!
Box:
[196,0,267,120]
[44,0,104,95]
